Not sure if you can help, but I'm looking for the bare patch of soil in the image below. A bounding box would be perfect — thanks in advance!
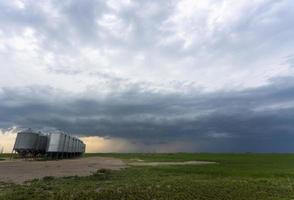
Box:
[0,157,126,183]
[128,161,216,166]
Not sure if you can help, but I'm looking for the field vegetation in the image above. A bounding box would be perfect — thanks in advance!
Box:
[1,153,294,200]
[0,153,12,158]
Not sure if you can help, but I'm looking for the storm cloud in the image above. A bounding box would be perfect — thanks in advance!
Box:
[1,0,294,152]
[1,77,294,152]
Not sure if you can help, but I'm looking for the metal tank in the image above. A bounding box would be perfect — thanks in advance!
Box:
[65,134,71,157]
[13,129,39,156]
[47,132,66,158]
[35,134,48,153]
[74,138,77,153]
[69,137,73,153]
[64,134,70,153]
[71,138,75,153]
[13,129,85,159]
[78,140,80,152]
[47,133,61,152]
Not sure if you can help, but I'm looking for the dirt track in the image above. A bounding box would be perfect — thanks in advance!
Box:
[0,157,126,183]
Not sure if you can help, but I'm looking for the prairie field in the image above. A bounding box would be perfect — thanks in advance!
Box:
[1,153,294,200]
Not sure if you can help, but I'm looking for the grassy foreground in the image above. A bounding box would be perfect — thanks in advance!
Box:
[1,153,294,200]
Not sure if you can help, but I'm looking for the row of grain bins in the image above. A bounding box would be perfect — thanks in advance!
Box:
[13,129,85,159]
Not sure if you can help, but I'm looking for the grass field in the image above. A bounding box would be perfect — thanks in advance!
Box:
[1,153,294,200]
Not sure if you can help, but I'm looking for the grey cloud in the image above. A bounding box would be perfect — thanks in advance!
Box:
[0,0,107,53]
[1,0,293,81]
[1,77,294,152]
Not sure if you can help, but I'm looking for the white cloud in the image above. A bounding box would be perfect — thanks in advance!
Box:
[11,0,25,10]
[0,0,293,94]
[106,0,133,12]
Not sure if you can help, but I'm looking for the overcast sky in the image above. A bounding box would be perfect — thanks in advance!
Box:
[1,0,294,152]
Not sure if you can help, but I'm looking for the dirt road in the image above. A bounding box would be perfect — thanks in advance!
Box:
[0,157,126,183]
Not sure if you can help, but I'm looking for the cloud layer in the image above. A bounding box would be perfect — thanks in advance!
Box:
[1,0,294,152]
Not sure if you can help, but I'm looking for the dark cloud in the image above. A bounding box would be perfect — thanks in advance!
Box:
[1,77,294,152]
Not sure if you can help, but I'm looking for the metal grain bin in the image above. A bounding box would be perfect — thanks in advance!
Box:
[73,138,76,153]
[78,140,80,152]
[69,137,74,153]
[64,134,70,153]
[74,138,77,152]
[13,130,39,152]
[47,132,66,152]
[78,140,81,152]
[36,135,48,152]
[76,140,79,153]
[13,129,85,159]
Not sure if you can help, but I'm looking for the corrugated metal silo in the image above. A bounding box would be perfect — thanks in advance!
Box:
[13,130,39,153]
[69,136,74,153]
[13,129,85,159]
[47,132,66,152]
[36,135,48,152]
[64,134,70,153]
[73,138,77,153]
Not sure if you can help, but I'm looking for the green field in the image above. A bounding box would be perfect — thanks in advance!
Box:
[1,153,294,200]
